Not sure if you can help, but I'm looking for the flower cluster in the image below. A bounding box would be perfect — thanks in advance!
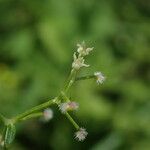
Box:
[77,41,93,56]
[72,42,93,70]
[75,128,88,141]
[59,101,79,113]
[61,42,105,141]
[72,53,89,70]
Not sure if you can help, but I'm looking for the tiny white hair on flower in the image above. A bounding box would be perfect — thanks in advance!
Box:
[77,41,93,56]
[72,53,89,70]
[59,101,79,113]
[75,128,88,141]
[43,108,53,122]
[94,72,105,84]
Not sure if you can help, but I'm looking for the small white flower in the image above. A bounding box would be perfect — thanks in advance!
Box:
[77,43,84,54]
[72,53,89,70]
[94,72,105,84]
[75,128,88,141]
[43,108,53,122]
[85,47,93,55]
[77,42,93,56]
[59,101,79,113]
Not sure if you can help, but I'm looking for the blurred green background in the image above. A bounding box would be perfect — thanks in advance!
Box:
[0,0,150,149]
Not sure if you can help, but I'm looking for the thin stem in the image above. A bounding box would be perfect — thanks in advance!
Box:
[60,91,70,102]
[75,75,95,81]
[65,112,80,130]
[13,98,56,123]
[64,69,78,93]
[19,112,43,122]
[57,94,79,130]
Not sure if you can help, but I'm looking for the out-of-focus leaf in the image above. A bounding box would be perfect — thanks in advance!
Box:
[4,124,16,146]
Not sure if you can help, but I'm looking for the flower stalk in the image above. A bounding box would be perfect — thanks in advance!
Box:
[13,98,56,123]
[65,112,80,130]
[19,112,43,121]
[75,75,95,81]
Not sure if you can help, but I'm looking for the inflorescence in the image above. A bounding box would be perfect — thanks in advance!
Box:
[0,42,105,148]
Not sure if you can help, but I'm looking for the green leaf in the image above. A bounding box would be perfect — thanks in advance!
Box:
[4,124,16,147]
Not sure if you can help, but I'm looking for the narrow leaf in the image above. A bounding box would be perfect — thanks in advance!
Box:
[4,124,16,146]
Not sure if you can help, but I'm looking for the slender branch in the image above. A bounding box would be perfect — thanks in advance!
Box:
[65,112,79,130]
[19,112,43,122]
[57,94,79,130]
[60,92,70,102]
[75,75,95,81]
[64,69,78,93]
[13,98,57,123]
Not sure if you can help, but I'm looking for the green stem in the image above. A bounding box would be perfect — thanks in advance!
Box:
[75,75,95,81]
[65,112,79,130]
[60,92,70,102]
[13,98,57,123]
[56,95,79,130]
[19,112,43,122]
[64,69,78,93]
